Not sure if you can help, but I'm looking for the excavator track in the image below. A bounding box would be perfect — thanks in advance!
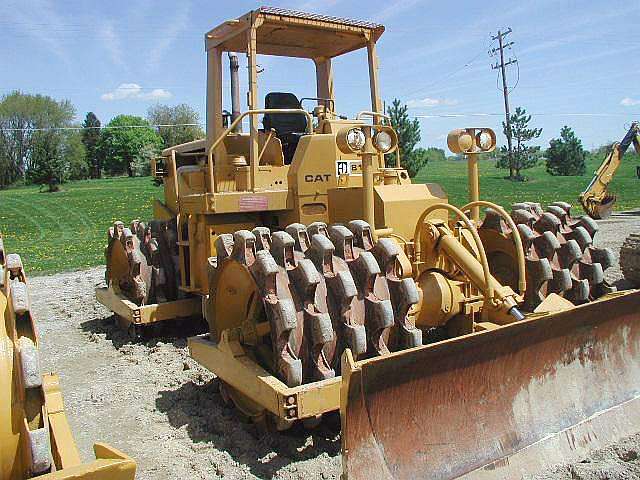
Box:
[479,200,614,310]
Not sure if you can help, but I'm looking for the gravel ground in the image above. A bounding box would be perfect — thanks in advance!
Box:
[28,210,640,480]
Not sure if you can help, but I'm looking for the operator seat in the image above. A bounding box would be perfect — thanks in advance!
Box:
[263,92,308,165]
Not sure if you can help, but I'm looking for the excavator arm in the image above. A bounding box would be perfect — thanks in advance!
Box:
[580,122,640,219]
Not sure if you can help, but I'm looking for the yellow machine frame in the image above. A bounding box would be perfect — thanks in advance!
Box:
[1,243,136,479]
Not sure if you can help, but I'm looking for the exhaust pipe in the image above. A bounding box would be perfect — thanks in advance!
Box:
[228,52,241,133]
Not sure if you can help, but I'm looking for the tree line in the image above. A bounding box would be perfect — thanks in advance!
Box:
[386,99,592,181]
[0,91,203,191]
[0,91,608,192]
[494,106,587,180]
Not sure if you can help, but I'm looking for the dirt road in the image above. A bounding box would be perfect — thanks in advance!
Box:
[29,210,639,480]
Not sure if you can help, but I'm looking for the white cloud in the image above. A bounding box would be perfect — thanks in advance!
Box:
[5,0,69,62]
[147,2,191,70]
[100,21,125,68]
[371,0,425,23]
[406,97,459,108]
[621,97,640,107]
[101,83,172,102]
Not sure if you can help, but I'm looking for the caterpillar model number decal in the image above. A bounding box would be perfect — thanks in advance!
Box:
[336,160,362,177]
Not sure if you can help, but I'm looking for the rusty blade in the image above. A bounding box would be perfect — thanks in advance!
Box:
[341,290,640,480]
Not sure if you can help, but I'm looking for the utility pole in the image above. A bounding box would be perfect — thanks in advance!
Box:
[491,28,517,179]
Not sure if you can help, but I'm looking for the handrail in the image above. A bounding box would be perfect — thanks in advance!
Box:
[356,110,390,123]
[207,108,313,157]
[206,108,314,193]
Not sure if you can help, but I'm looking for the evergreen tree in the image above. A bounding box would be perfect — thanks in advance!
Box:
[496,107,543,181]
[387,98,427,177]
[545,126,586,176]
[82,112,102,178]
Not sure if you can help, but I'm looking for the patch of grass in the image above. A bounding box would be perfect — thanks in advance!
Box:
[1,155,638,275]
[0,177,162,274]
[414,155,640,212]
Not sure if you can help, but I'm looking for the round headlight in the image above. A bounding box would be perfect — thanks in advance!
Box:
[478,131,493,150]
[373,131,393,153]
[346,128,366,151]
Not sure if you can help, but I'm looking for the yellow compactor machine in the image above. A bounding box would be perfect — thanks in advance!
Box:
[1,235,136,479]
[98,7,640,479]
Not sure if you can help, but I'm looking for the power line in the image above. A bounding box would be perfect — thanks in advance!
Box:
[400,38,495,99]
[5,112,640,132]
[413,112,640,119]
[1,123,202,132]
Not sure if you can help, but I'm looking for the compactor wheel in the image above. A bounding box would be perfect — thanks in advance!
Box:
[3,254,53,475]
[208,221,422,426]
[620,233,640,287]
[479,201,614,310]
[105,218,180,305]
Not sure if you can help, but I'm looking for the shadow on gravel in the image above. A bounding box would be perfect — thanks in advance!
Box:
[80,315,207,350]
[613,210,640,217]
[614,278,635,291]
[156,380,341,478]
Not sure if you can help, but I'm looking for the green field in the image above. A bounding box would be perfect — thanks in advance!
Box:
[1,156,638,274]
[0,177,162,274]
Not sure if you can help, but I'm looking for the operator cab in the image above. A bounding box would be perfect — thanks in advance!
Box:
[203,6,387,182]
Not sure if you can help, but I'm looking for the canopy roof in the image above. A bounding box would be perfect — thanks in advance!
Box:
[205,6,385,59]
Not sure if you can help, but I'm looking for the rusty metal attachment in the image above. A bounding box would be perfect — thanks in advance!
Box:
[341,290,640,480]
[205,220,422,426]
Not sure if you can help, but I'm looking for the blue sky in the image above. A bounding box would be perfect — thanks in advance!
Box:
[2,0,639,150]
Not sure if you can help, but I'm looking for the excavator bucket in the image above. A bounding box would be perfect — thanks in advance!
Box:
[580,193,616,220]
[341,290,640,480]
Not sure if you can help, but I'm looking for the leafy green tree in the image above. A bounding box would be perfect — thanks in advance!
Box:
[387,98,426,177]
[147,104,204,149]
[130,143,156,177]
[0,92,77,191]
[65,131,89,180]
[422,147,446,163]
[496,107,543,181]
[0,91,75,188]
[27,131,68,191]
[545,126,586,176]
[82,112,102,178]
[98,115,163,176]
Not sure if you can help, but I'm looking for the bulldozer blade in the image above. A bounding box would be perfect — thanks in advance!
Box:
[341,290,640,480]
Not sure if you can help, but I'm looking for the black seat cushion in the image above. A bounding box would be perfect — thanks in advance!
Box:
[263,92,307,135]
[263,92,307,164]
